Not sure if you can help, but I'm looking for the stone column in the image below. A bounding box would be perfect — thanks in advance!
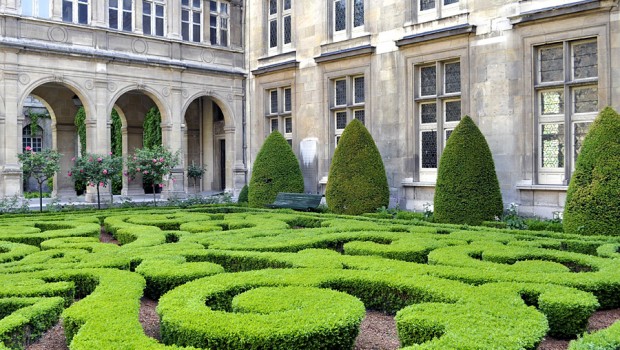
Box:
[55,123,78,199]
[168,0,182,40]
[162,88,186,198]
[1,70,23,198]
[122,126,146,195]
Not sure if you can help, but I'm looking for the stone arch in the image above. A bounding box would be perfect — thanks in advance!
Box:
[108,85,170,125]
[182,91,236,128]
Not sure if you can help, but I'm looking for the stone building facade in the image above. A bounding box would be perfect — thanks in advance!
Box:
[246,0,619,217]
[1,0,619,217]
[0,0,247,200]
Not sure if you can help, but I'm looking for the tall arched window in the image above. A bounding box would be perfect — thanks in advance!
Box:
[23,125,43,152]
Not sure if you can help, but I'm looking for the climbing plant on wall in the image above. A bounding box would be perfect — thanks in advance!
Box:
[143,107,162,148]
[111,109,123,195]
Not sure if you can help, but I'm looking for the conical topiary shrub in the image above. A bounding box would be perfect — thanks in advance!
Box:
[433,116,503,225]
[248,131,304,207]
[564,107,620,236]
[237,184,249,204]
[326,119,389,215]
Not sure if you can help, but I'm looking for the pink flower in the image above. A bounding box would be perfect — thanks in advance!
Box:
[25,146,32,151]
[123,171,128,176]
[143,170,149,174]
[100,182,104,187]
[159,157,164,162]
[136,168,141,172]
[172,178,176,182]
[97,157,102,162]
[159,184,164,188]
[68,171,72,177]
[80,169,84,173]
[89,182,94,187]
[71,157,75,161]
[103,169,108,175]
[109,152,113,155]
[153,159,157,163]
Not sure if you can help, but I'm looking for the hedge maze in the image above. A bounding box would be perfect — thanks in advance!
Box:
[1,207,620,349]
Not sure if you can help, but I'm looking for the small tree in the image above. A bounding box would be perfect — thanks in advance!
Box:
[248,131,304,207]
[18,147,62,212]
[564,107,620,236]
[69,153,123,209]
[187,161,205,193]
[126,146,179,205]
[325,119,389,215]
[433,116,503,225]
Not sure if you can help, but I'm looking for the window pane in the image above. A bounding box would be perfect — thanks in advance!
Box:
[156,4,163,16]
[210,0,217,11]
[283,15,291,44]
[109,9,118,29]
[445,129,453,141]
[39,0,50,18]
[444,62,461,93]
[574,87,598,113]
[270,90,278,114]
[540,46,563,83]
[143,1,151,13]
[335,0,346,32]
[354,109,365,125]
[284,0,291,10]
[573,41,597,80]
[541,123,565,168]
[143,14,151,34]
[63,0,73,22]
[193,23,201,42]
[285,117,293,133]
[156,17,164,36]
[574,122,591,163]
[540,90,564,115]
[336,111,347,129]
[420,66,436,96]
[269,0,277,14]
[123,0,131,10]
[335,80,346,106]
[271,118,279,133]
[269,20,278,48]
[210,27,217,44]
[123,11,132,31]
[182,9,189,21]
[79,3,89,23]
[284,88,292,112]
[421,103,437,124]
[445,100,461,122]
[221,29,228,46]
[354,76,364,103]
[22,0,33,16]
[421,131,437,168]
[182,0,188,6]
[420,0,435,11]
[353,0,364,27]
[193,11,201,23]
[182,22,189,40]
[444,0,458,4]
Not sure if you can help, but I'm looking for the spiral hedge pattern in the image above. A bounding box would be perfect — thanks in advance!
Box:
[1,207,620,349]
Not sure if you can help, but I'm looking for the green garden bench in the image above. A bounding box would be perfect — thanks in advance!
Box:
[266,192,324,211]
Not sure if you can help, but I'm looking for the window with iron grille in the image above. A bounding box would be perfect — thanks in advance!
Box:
[267,0,292,53]
[332,75,365,146]
[416,60,461,181]
[266,86,294,146]
[535,39,598,185]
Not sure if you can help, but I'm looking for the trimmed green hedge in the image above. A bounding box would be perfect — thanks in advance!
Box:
[248,131,304,208]
[433,116,503,225]
[564,107,620,236]
[325,119,389,215]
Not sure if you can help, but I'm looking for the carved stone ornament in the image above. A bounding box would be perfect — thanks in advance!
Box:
[132,39,148,54]
[48,26,68,43]
[84,80,94,90]
[18,74,30,85]
[107,82,118,92]
[201,50,215,63]
[162,87,171,97]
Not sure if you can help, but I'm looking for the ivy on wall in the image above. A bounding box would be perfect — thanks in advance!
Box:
[143,107,162,148]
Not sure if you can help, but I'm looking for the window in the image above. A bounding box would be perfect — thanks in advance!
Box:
[109,0,133,31]
[182,0,202,42]
[416,0,460,22]
[268,0,292,53]
[332,0,364,40]
[416,60,461,181]
[535,39,598,184]
[266,86,293,146]
[332,75,365,145]
[143,0,164,36]
[21,0,51,19]
[63,0,88,24]
[210,0,229,46]
[22,125,43,153]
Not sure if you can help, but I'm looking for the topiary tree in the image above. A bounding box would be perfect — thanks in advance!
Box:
[325,119,389,215]
[433,116,503,225]
[563,107,620,236]
[237,184,249,204]
[69,153,123,210]
[248,131,304,207]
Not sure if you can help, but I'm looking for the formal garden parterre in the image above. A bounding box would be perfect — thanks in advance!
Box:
[0,206,619,349]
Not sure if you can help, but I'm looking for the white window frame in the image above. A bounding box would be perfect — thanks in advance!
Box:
[331,0,364,42]
[535,39,599,185]
[268,0,292,54]
[182,0,202,42]
[266,86,294,145]
[415,60,461,182]
[62,0,89,24]
[143,0,165,36]
[21,0,51,19]
[22,125,43,153]
[417,0,460,23]
[331,75,365,146]
[209,0,230,47]
[108,0,133,31]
